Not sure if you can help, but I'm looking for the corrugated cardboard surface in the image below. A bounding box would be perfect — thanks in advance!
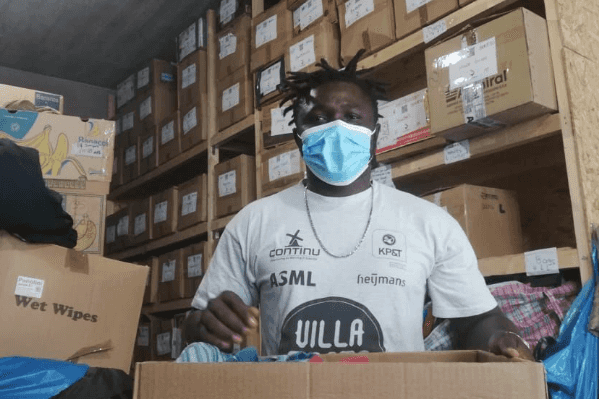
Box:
[122,140,139,185]
[217,15,251,80]
[261,141,305,195]
[181,242,208,298]
[152,318,174,361]
[180,102,207,152]
[57,190,106,255]
[217,67,254,131]
[157,250,185,303]
[251,1,294,72]
[133,351,546,399]
[262,100,295,149]
[214,154,256,218]
[135,59,177,105]
[0,232,148,372]
[116,101,136,150]
[425,8,557,141]
[177,174,208,231]
[459,0,475,5]
[139,127,158,175]
[393,0,458,40]
[151,187,179,239]
[422,185,524,259]
[131,197,153,246]
[0,83,64,113]
[137,64,177,131]
[110,147,122,191]
[132,316,152,365]
[290,0,339,36]
[177,49,208,109]
[285,18,340,74]
[158,111,182,165]
[336,0,395,64]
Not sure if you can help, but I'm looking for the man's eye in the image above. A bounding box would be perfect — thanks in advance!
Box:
[348,113,361,120]
[315,115,327,122]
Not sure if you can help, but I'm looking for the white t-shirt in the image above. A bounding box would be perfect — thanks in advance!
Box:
[192,181,497,355]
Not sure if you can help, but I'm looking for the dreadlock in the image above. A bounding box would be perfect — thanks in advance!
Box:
[280,49,388,127]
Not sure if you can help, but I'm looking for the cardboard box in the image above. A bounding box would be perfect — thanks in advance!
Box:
[104,211,118,255]
[139,127,158,175]
[177,174,208,231]
[255,57,287,108]
[261,141,305,196]
[425,8,557,141]
[422,185,524,259]
[136,68,177,131]
[290,0,339,36]
[376,88,431,154]
[157,250,185,303]
[286,18,340,73]
[393,0,458,40]
[181,242,208,298]
[138,257,159,305]
[133,316,152,366]
[116,74,136,110]
[459,0,476,6]
[171,314,186,360]
[151,187,179,239]
[180,103,207,152]
[0,83,64,114]
[0,110,116,187]
[262,100,295,149]
[177,17,208,63]
[218,0,252,31]
[110,147,122,192]
[131,197,153,246]
[114,206,132,250]
[217,15,251,80]
[178,49,209,109]
[136,59,177,101]
[133,351,547,398]
[117,103,136,150]
[0,232,148,372]
[217,67,254,131]
[122,141,139,185]
[214,154,257,218]
[337,0,395,65]
[250,1,294,72]
[152,318,173,361]
[57,190,107,255]
[159,112,182,165]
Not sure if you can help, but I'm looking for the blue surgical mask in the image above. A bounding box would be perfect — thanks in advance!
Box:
[300,119,374,186]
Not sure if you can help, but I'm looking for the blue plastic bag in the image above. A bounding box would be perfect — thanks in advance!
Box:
[0,357,88,399]
[542,229,599,399]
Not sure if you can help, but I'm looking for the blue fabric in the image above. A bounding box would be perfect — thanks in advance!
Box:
[0,357,88,399]
[542,231,599,399]
[176,343,316,363]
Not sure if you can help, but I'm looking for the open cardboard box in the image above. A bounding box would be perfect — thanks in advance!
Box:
[134,351,546,398]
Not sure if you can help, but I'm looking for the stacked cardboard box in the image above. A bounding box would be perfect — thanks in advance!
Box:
[262,100,295,149]
[250,1,294,72]
[261,141,305,196]
[0,83,64,113]
[218,0,252,31]
[131,197,153,246]
[177,174,208,231]
[214,154,257,218]
[181,242,208,298]
[177,17,208,64]
[152,187,179,239]
[393,0,458,40]
[179,50,209,151]
[158,111,182,165]
[157,250,185,303]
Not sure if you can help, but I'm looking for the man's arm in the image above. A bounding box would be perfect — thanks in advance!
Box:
[449,306,534,360]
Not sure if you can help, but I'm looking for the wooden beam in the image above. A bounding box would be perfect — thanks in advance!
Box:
[212,114,255,147]
[478,247,579,277]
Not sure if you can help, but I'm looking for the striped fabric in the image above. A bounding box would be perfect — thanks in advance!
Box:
[176,342,316,363]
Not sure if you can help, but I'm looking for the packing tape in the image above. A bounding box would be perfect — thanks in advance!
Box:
[65,249,90,274]
[66,339,113,362]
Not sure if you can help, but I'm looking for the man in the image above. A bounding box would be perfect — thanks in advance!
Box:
[184,51,533,359]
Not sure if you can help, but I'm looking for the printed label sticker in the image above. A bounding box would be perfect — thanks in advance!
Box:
[256,15,278,48]
[15,276,45,299]
[162,121,175,144]
[183,107,198,134]
[222,83,240,112]
[181,192,198,216]
[154,201,168,224]
[218,170,237,197]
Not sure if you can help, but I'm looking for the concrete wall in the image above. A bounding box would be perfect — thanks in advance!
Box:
[0,65,114,119]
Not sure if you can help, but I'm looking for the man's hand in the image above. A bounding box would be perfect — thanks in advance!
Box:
[184,291,259,352]
[488,331,535,361]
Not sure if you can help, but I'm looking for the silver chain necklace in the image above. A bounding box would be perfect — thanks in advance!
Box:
[304,183,374,258]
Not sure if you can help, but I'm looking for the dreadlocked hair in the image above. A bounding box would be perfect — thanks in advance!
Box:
[280,49,388,127]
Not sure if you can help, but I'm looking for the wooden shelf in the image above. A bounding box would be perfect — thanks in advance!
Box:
[391,113,562,181]
[142,298,193,315]
[212,115,255,147]
[359,0,520,71]
[479,247,579,277]
[212,214,235,231]
[108,141,209,201]
[110,222,208,261]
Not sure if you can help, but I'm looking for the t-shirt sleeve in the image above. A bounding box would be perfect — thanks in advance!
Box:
[428,216,497,319]
[191,211,259,310]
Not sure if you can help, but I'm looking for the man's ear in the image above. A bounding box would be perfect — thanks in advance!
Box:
[293,127,303,157]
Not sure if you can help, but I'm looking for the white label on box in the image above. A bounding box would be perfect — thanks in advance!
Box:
[255,15,277,48]
[290,35,316,72]
[525,247,560,276]
[268,150,301,181]
[198,18,205,47]
[260,62,282,95]
[372,164,395,188]
[182,64,197,89]
[117,215,129,237]
[137,326,150,347]
[14,276,44,299]
[140,97,152,120]
[181,192,198,216]
[162,259,176,282]
[218,170,237,197]
[344,0,375,28]
[219,33,237,60]
[187,254,203,278]
[122,112,134,131]
[179,23,197,61]
[271,107,295,136]
[220,0,236,24]
[376,89,428,151]
[156,332,171,356]
[138,67,150,89]
[125,145,136,165]
[423,19,447,43]
[106,225,116,244]
[405,0,432,13]
[222,83,240,112]
[171,327,182,359]
[71,140,104,158]
[142,136,154,159]
[297,0,324,30]
[444,140,470,164]
[134,213,146,236]
[293,8,302,28]
[154,201,168,224]
[448,37,498,90]
[183,107,198,134]
[117,75,135,108]
[462,82,487,124]
[161,121,175,144]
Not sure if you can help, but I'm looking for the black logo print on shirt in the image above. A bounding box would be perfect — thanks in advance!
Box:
[269,229,321,260]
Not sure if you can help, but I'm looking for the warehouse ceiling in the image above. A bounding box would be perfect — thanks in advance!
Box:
[0,0,220,89]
